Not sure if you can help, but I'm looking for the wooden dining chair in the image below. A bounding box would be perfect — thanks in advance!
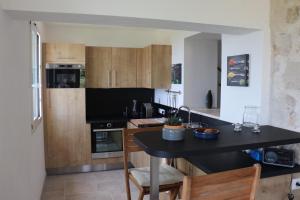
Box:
[123,127,184,200]
[182,164,261,200]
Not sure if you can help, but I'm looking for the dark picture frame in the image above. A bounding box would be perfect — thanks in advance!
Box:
[227,54,249,87]
[171,63,182,84]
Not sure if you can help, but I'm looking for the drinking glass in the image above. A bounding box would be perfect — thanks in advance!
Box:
[243,106,259,127]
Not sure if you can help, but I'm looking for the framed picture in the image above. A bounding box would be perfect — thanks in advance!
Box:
[172,63,182,84]
[227,54,249,87]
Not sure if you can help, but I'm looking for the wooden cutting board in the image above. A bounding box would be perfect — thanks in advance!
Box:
[130,118,165,128]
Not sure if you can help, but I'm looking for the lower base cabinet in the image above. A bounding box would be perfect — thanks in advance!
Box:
[44,89,87,169]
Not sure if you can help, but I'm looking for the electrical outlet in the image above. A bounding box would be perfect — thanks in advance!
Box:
[158,108,165,115]
[291,178,300,190]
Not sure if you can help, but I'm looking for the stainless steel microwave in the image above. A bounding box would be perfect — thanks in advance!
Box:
[46,64,85,88]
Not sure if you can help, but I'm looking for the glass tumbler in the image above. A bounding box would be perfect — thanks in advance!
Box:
[242,106,259,127]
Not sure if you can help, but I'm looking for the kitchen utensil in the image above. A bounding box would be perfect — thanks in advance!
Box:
[143,103,153,118]
[131,99,139,118]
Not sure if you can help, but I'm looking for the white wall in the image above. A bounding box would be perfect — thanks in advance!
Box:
[155,32,196,108]
[0,5,46,200]
[43,23,176,47]
[2,0,269,30]
[220,31,268,124]
[184,33,219,109]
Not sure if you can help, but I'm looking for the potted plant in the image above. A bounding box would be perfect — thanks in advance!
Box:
[162,115,185,141]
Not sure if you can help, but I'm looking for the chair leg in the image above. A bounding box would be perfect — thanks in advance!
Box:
[138,189,145,200]
[124,174,131,200]
[169,186,180,200]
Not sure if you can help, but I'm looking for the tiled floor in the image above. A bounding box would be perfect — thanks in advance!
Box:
[42,169,169,200]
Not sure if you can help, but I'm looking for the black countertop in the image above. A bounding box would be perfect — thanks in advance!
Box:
[134,125,300,158]
[185,151,300,178]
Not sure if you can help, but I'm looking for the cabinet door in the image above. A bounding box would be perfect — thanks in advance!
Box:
[45,43,85,64]
[86,47,112,88]
[44,89,86,168]
[137,48,151,88]
[150,45,172,89]
[112,48,137,88]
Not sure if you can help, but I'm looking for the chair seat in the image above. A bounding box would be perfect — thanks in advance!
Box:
[129,164,184,187]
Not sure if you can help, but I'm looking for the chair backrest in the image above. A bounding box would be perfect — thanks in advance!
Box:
[182,164,261,200]
[123,127,163,200]
[123,126,163,155]
[123,127,163,169]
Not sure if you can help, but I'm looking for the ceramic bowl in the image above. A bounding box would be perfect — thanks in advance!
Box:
[193,128,220,140]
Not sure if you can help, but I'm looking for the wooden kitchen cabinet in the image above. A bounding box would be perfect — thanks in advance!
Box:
[256,174,291,200]
[127,122,151,168]
[44,43,85,64]
[138,45,172,89]
[111,47,137,88]
[136,48,149,87]
[85,47,137,88]
[86,45,171,89]
[44,89,87,169]
[86,47,112,88]
[176,158,206,176]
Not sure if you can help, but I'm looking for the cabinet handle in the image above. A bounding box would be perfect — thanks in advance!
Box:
[112,70,117,88]
[107,70,111,87]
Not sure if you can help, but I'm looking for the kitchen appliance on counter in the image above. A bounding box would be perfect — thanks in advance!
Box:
[91,119,127,159]
[46,64,85,88]
[140,103,153,118]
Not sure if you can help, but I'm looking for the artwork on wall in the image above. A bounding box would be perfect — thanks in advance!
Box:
[227,54,249,87]
[172,63,182,84]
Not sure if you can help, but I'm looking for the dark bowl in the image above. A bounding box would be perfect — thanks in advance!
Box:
[193,128,220,140]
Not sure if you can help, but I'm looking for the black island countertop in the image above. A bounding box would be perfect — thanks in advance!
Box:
[134,125,300,158]
[134,125,300,178]
[185,151,300,178]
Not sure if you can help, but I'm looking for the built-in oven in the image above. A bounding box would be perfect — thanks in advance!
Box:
[91,120,126,159]
[46,64,85,88]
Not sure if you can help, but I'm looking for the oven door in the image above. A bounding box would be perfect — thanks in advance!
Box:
[46,68,85,88]
[91,128,123,159]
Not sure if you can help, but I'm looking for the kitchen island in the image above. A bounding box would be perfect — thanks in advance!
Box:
[133,125,300,200]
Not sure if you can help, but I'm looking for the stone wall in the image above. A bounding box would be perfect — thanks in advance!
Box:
[271,0,300,161]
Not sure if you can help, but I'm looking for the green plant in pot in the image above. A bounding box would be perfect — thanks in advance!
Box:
[162,114,185,141]
[164,115,183,129]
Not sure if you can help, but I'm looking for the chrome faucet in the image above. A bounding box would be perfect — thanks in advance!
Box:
[176,106,191,125]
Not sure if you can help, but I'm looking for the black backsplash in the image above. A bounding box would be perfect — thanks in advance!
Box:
[86,88,154,121]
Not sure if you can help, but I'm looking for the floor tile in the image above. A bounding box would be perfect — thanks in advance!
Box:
[42,190,65,200]
[42,169,178,200]
[64,172,98,182]
[65,180,98,195]
[65,192,112,200]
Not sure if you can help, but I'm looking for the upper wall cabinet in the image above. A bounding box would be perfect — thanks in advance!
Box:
[86,47,137,88]
[86,44,171,89]
[111,48,137,88]
[44,43,85,65]
[138,45,172,89]
[86,47,112,88]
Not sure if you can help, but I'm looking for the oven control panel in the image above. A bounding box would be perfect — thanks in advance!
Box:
[91,120,127,130]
